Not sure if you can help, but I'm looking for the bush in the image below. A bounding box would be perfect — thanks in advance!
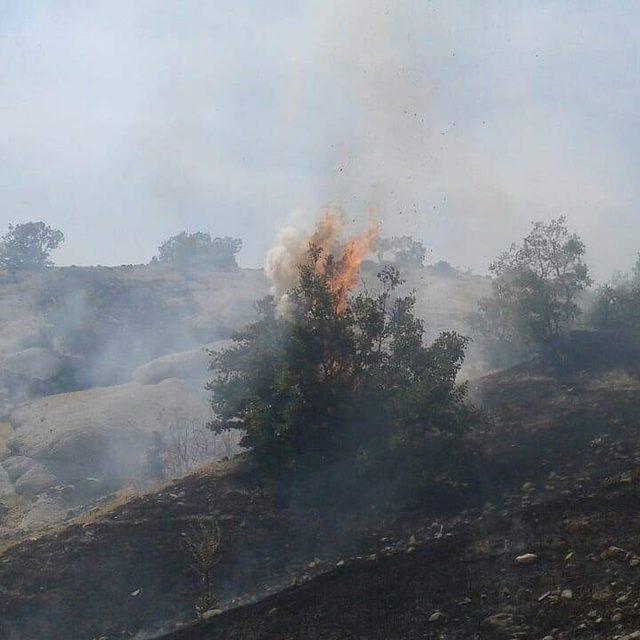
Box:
[154,232,241,269]
[0,222,64,271]
[162,419,241,478]
[208,243,475,502]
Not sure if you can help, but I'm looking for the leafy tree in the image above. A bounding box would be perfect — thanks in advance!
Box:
[208,244,474,500]
[0,222,64,271]
[375,235,426,268]
[472,217,591,363]
[431,260,460,278]
[155,232,241,269]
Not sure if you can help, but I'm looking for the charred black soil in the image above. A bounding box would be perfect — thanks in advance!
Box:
[2,364,640,639]
[163,474,640,640]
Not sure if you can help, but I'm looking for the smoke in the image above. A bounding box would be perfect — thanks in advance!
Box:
[280,1,640,280]
[2,2,639,277]
[266,207,379,314]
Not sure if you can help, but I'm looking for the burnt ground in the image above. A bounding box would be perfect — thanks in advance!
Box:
[2,364,640,639]
[163,473,640,640]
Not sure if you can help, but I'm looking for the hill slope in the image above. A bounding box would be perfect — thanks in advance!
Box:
[1,362,640,639]
[163,475,640,640]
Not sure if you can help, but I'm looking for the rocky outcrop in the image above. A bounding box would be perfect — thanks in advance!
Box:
[0,347,65,381]
[14,463,58,496]
[0,464,14,497]
[8,378,211,489]
[0,317,46,356]
[2,455,37,483]
[131,340,232,386]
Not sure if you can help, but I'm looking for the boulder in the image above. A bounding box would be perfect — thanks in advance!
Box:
[9,379,211,487]
[2,455,37,483]
[0,317,45,356]
[0,420,13,458]
[14,463,57,496]
[0,464,14,497]
[132,340,232,386]
[19,495,66,529]
[0,347,65,382]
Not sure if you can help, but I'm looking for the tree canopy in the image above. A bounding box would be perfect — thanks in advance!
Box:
[375,235,426,268]
[208,243,474,501]
[154,232,241,269]
[0,222,64,271]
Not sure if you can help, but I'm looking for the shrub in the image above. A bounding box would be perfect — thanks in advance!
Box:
[208,244,475,502]
[184,518,221,615]
[162,419,241,478]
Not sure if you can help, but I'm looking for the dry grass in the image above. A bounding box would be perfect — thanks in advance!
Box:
[471,538,493,556]
[184,517,222,614]
[587,369,640,391]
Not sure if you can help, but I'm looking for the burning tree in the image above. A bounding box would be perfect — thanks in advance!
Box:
[208,214,475,501]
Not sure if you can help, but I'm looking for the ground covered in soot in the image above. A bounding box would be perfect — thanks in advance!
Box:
[2,362,640,639]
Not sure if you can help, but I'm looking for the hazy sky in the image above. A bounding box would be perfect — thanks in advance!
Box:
[1,1,639,279]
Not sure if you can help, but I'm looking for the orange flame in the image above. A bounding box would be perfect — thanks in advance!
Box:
[310,210,379,313]
[309,209,345,250]
[266,207,379,316]
[329,224,379,312]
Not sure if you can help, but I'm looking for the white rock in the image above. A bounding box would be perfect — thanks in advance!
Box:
[132,340,232,386]
[515,553,538,565]
[202,609,222,620]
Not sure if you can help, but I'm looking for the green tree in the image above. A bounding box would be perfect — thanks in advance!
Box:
[155,232,241,269]
[375,235,426,268]
[590,253,640,331]
[208,244,474,500]
[0,222,64,271]
[472,217,590,363]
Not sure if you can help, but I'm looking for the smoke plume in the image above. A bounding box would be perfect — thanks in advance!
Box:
[266,207,379,314]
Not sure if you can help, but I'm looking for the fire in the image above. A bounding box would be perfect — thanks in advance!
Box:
[321,221,379,313]
[266,207,379,315]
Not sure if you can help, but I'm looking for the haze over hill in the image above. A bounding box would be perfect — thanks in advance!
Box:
[0,252,488,541]
[3,2,640,639]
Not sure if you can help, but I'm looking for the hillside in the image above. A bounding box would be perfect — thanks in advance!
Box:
[162,474,640,640]
[0,262,489,543]
[1,361,640,639]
